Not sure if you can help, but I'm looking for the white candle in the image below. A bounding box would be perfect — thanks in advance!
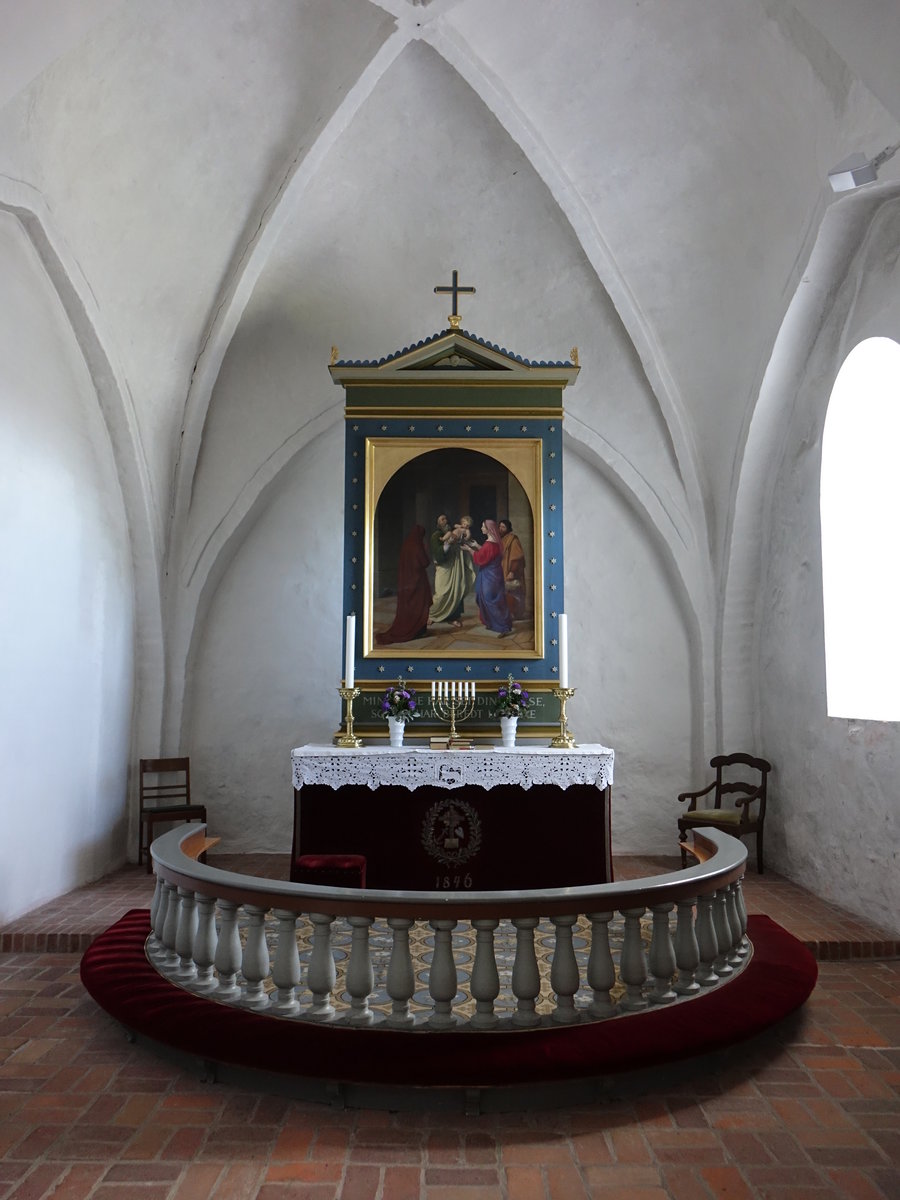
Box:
[344,614,355,687]
[451,680,457,700]
[431,680,436,700]
[558,613,569,688]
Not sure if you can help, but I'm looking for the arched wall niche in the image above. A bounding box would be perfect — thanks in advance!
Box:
[0,209,135,924]
[727,183,900,933]
[184,423,693,858]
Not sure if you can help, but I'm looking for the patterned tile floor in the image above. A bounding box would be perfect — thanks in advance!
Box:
[1,856,898,1198]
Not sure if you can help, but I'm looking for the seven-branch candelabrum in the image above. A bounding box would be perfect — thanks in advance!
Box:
[551,687,576,749]
[334,685,362,748]
[431,680,475,741]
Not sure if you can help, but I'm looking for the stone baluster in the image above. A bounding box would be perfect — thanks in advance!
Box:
[712,890,734,978]
[270,909,302,1015]
[470,919,500,1028]
[149,875,164,933]
[695,893,719,986]
[550,915,580,1023]
[307,913,337,1019]
[648,903,677,1004]
[511,917,542,1027]
[161,883,181,970]
[673,897,701,995]
[241,904,271,1008]
[191,894,218,992]
[213,900,242,999]
[174,887,198,981]
[149,880,172,961]
[385,917,416,1027]
[586,912,616,1017]
[725,883,744,966]
[733,876,750,955]
[619,907,649,1010]
[427,919,458,1028]
[346,915,375,1025]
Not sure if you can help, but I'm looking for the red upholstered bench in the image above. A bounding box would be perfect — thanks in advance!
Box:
[290,853,367,888]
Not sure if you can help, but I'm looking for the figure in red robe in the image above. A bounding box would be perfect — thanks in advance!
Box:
[470,519,513,636]
[375,524,432,645]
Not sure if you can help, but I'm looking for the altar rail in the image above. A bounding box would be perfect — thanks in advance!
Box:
[148,827,749,1029]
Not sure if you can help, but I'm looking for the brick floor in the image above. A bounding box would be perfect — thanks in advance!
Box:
[0,857,898,1198]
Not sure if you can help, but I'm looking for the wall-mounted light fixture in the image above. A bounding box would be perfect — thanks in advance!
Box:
[828,142,900,192]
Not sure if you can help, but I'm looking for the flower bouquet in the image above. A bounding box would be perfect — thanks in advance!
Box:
[491,675,533,719]
[380,679,420,724]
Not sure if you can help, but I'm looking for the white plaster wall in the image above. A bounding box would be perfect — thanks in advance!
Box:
[757,193,900,935]
[187,424,344,851]
[564,452,694,856]
[0,213,134,925]
[187,428,691,859]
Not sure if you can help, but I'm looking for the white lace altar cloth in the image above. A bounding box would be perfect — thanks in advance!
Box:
[291,744,614,792]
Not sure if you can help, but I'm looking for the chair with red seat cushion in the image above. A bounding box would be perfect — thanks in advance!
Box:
[138,757,208,874]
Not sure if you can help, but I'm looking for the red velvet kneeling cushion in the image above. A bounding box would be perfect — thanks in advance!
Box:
[290,853,366,888]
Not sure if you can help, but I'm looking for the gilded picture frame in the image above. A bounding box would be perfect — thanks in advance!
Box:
[364,437,544,660]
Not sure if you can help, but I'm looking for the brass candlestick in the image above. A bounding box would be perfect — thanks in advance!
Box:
[550,687,576,748]
[334,685,362,748]
[431,687,476,743]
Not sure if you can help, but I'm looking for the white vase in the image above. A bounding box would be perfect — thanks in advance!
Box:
[387,716,405,748]
[499,715,518,748]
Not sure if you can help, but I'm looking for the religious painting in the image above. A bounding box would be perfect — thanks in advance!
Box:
[363,438,543,659]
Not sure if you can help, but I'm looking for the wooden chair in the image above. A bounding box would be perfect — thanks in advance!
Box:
[677,753,771,873]
[138,757,207,874]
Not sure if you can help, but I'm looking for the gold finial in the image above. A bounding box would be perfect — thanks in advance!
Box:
[570,346,579,367]
[448,314,462,330]
[330,345,339,366]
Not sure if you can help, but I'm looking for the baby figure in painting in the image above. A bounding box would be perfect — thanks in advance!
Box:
[451,515,479,548]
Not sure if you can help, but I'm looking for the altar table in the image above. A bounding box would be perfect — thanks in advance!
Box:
[290,745,615,891]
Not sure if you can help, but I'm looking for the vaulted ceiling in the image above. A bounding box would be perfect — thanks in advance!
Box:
[2,0,898,592]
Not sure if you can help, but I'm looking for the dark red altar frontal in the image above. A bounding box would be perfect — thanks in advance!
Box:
[290,746,615,892]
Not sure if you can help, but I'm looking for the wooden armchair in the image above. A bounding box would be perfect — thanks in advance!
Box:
[677,753,771,873]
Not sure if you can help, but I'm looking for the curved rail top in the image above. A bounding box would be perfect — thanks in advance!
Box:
[151,826,747,919]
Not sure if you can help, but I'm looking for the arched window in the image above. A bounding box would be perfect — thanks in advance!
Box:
[820,336,900,720]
